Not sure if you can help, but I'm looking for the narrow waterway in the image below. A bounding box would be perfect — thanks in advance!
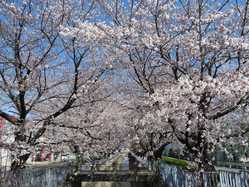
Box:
[79,150,160,187]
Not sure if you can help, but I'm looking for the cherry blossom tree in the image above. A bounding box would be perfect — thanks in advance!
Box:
[61,0,249,170]
[130,0,249,170]
[0,0,114,169]
[2,0,249,173]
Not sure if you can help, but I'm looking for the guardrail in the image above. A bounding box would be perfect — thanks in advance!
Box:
[161,163,249,187]
[80,163,148,172]
[216,161,249,170]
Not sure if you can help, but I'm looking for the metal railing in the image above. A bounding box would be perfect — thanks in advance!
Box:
[80,163,150,172]
[161,163,249,187]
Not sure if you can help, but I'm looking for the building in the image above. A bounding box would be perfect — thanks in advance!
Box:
[0,117,15,166]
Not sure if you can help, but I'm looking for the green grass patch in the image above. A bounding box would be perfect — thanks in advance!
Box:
[161,156,198,171]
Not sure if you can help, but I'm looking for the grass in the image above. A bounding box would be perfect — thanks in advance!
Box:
[161,156,198,171]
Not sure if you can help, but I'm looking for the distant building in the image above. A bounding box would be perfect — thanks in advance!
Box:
[0,117,15,166]
[0,116,76,166]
